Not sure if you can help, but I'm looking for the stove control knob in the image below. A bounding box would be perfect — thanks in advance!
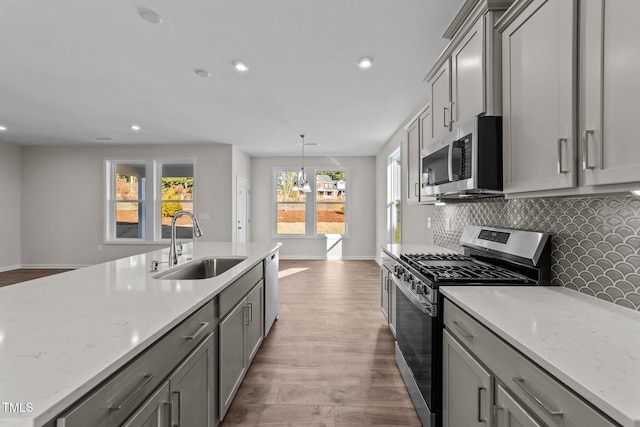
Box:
[416,284,425,295]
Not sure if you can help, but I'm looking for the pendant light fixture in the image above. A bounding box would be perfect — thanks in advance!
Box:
[299,134,312,193]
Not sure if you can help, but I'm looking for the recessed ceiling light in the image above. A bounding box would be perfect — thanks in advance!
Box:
[138,8,163,25]
[194,68,211,78]
[130,124,141,131]
[0,125,6,132]
[358,57,374,69]
[233,61,249,72]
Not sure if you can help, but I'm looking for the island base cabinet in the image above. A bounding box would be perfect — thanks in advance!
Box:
[219,281,264,419]
[167,332,217,427]
[122,333,217,427]
[121,382,171,427]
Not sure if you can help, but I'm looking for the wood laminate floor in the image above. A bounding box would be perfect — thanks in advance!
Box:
[0,268,73,288]
[220,259,420,427]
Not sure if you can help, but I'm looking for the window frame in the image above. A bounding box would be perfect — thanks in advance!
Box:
[387,148,402,244]
[104,158,197,244]
[272,166,350,239]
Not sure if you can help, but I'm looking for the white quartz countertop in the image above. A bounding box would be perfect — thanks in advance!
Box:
[381,243,458,260]
[441,286,640,427]
[0,242,279,427]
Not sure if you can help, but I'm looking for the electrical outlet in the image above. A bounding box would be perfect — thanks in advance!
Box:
[97,244,103,252]
[427,217,431,228]
[198,213,210,221]
[445,217,451,231]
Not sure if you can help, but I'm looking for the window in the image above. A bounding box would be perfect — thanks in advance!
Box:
[274,167,349,237]
[105,159,196,243]
[387,149,401,244]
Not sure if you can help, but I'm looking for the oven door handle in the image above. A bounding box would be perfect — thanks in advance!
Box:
[392,274,436,317]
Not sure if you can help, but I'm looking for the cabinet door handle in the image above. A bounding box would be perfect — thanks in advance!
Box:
[583,130,595,170]
[109,374,155,411]
[248,302,253,323]
[451,320,474,340]
[513,377,564,417]
[557,138,568,174]
[477,387,486,422]
[184,322,209,340]
[172,390,181,427]
[443,107,449,127]
[244,304,251,325]
[449,101,454,125]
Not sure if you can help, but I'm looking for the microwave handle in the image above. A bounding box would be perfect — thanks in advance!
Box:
[448,141,454,182]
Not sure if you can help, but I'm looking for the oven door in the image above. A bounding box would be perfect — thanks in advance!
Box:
[393,275,439,426]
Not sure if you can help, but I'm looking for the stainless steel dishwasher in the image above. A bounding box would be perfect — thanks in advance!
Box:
[264,250,279,337]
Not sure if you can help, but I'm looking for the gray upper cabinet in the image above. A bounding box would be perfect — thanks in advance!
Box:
[425,0,509,145]
[430,62,453,141]
[498,0,577,194]
[406,115,421,204]
[405,103,437,205]
[581,0,640,186]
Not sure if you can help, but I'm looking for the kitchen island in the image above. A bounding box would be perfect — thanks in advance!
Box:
[0,242,279,427]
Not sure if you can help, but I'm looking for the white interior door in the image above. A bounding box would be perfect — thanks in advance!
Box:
[236,177,250,243]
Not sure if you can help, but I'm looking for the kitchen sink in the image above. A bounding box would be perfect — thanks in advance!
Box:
[153,256,247,280]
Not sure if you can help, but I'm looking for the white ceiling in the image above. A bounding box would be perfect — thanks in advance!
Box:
[0,0,464,156]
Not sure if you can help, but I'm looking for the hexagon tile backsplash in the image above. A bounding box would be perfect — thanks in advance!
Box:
[433,195,640,311]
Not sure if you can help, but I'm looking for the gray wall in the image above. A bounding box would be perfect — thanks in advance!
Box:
[251,156,376,259]
[0,141,22,271]
[433,196,640,311]
[20,143,234,266]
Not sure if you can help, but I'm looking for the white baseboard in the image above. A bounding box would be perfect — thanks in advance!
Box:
[0,264,22,273]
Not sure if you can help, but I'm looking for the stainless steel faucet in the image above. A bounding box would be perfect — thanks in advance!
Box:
[169,211,204,266]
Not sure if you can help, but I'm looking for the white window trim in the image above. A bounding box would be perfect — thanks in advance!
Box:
[272,166,350,239]
[104,157,197,244]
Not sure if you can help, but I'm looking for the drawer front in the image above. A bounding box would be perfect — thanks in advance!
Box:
[219,263,263,317]
[55,300,215,427]
[443,298,617,427]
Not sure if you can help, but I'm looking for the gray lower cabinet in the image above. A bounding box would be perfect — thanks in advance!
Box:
[443,298,617,427]
[494,383,543,427]
[122,332,216,427]
[219,281,264,419]
[442,329,491,427]
[379,256,396,338]
[167,332,216,427]
[121,382,172,427]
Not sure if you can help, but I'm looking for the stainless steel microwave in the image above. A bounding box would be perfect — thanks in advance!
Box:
[421,116,503,199]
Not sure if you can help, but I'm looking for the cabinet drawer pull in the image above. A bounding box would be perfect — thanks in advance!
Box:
[557,138,568,174]
[513,377,563,417]
[583,130,595,170]
[109,374,154,411]
[184,322,209,340]
[451,320,474,340]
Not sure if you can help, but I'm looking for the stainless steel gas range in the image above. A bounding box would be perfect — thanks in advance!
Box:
[392,225,551,427]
